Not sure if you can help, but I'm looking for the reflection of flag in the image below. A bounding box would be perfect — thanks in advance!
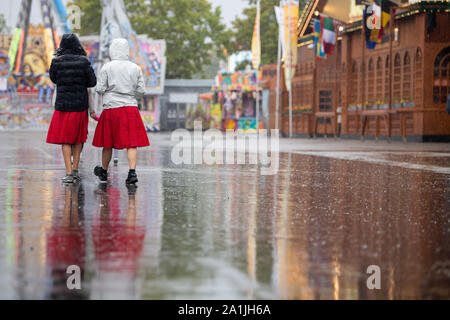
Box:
[314,19,326,60]
[251,0,261,70]
[320,16,336,55]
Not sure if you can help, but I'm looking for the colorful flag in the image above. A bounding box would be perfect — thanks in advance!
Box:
[364,6,377,49]
[378,0,393,41]
[369,1,382,42]
[320,16,336,55]
[313,19,326,60]
[282,0,299,91]
[8,28,22,72]
[274,5,284,57]
[364,0,392,50]
[252,0,261,70]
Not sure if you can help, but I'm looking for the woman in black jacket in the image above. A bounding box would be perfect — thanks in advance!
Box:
[46,33,97,183]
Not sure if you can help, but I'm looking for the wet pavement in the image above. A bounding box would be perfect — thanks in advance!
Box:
[0,130,449,299]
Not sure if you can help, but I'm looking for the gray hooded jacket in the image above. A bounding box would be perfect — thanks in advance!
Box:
[96,38,145,109]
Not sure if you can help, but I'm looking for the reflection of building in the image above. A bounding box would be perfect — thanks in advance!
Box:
[270,152,449,299]
[268,0,450,141]
[0,155,56,299]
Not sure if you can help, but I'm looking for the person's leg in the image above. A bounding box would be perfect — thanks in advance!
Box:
[113,148,119,165]
[102,148,113,170]
[72,143,83,170]
[94,148,111,183]
[62,144,72,174]
[127,148,137,170]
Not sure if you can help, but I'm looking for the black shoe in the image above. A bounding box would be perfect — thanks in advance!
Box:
[72,170,81,182]
[62,174,74,184]
[126,170,138,185]
[126,184,138,195]
[94,166,108,183]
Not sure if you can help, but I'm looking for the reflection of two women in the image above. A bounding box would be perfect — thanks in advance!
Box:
[46,183,146,298]
[90,185,146,298]
[46,184,87,299]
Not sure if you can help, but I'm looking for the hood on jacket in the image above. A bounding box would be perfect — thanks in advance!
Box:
[109,38,129,60]
[56,33,86,56]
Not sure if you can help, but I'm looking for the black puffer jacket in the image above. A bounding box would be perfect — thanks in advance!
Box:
[49,34,97,112]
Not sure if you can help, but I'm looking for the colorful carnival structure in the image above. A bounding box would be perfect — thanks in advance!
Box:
[95,0,166,131]
[210,68,265,132]
[0,0,68,127]
[0,0,166,130]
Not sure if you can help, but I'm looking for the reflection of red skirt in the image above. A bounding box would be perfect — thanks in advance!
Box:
[92,106,150,149]
[46,110,88,144]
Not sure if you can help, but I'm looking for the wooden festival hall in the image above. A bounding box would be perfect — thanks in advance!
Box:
[270,0,450,142]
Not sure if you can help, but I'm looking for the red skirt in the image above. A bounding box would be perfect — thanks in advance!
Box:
[46,110,88,144]
[92,106,150,149]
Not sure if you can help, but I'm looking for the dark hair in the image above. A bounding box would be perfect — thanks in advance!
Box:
[55,33,87,57]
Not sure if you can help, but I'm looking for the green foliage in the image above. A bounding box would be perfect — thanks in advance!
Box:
[68,0,102,36]
[65,0,309,77]
[69,0,231,79]
[234,59,252,71]
[0,13,10,34]
[126,0,231,79]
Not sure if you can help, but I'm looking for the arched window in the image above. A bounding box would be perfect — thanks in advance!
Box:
[402,52,411,103]
[368,58,375,104]
[433,47,450,104]
[376,57,383,101]
[385,55,390,102]
[393,53,401,104]
[414,48,423,106]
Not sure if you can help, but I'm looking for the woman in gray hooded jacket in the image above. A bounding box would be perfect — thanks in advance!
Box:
[92,38,150,185]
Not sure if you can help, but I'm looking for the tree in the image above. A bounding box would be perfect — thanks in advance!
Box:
[0,13,10,34]
[126,0,232,79]
[234,59,252,71]
[68,0,102,36]
[230,0,307,65]
[69,0,232,79]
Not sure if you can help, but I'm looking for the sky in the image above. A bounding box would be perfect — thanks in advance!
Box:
[211,0,247,28]
[0,0,248,31]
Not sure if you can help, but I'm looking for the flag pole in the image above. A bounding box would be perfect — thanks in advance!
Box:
[256,0,260,132]
[389,7,394,112]
[288,0,293,138]
[275,7,281,131]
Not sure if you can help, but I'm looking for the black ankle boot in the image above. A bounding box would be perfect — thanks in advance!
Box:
[94,166,107,183]
[126,170,138,185]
